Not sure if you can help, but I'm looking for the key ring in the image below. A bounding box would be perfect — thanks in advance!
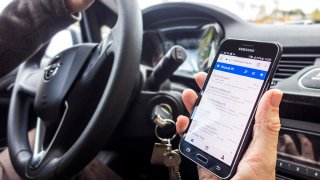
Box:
[155,119,177,142]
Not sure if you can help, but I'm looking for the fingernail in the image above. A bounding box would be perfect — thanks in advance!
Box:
[270,90,283,107]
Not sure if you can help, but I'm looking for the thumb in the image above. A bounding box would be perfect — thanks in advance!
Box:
[232,90,283,179]
[253,89,283,149]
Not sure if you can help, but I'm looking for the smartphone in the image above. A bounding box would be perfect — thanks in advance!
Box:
[179,39,282,179]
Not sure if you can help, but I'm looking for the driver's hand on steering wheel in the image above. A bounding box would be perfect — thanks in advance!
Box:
[64,0,95,13]
[176,72,283,180]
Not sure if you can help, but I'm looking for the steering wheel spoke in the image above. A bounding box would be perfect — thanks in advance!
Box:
[30,101,69,169]
[14,62,42,97]
[32,118,46,167]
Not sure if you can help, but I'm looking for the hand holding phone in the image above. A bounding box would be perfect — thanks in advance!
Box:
[179,39,283,179]
[177,72,283,179]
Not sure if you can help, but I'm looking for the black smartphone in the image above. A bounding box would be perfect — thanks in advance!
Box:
[179,39,282,179]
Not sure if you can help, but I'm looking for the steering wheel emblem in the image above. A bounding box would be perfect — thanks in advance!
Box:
[44,61,62,80]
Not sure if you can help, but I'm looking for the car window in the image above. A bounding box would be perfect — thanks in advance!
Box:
[0,0,11,12]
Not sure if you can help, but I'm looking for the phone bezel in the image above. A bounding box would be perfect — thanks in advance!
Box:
[179,38,283,179]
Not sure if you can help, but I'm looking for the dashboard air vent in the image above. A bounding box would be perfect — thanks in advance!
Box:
[274,55,317,79]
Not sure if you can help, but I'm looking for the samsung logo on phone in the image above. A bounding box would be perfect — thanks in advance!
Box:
[238,47,255,52]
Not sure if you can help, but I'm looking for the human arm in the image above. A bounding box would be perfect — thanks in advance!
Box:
[0,0,94,78]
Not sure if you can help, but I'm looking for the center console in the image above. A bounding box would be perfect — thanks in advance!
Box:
[275,66,320,180]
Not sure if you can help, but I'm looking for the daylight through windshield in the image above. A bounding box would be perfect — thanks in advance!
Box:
[139,0,320,24]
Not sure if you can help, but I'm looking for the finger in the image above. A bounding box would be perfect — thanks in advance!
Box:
[255,89,282,123]
[254,89,283,138]
[297,133,315,160]
[283,134,299,156]
[195,72,207,89]
[236,89,283,178]
[182,72,207,114]
[65,0,95,13]
[251,89,283,152]
[176,115,190,135]
[182,89,198,113]
[197,165,219,180]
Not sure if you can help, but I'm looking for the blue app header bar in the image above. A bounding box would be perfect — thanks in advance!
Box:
[214,62,267,80]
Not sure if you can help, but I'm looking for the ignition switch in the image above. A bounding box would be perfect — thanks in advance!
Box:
[151,104,173,127]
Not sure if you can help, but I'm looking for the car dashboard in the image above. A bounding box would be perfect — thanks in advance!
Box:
[0,1,320,179]
[141,3,320,180]
[142,23,222,73]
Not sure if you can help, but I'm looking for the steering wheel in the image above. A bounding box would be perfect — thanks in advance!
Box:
[7,0,142,179]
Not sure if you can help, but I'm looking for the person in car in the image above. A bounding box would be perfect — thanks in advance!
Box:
[0,0,92,78]
[0,0,283,179]
[0,0,120,179]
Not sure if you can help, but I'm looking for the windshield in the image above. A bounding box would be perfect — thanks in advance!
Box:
[1,0,319,25]
[0,0,10,12]
[139,0,320,24]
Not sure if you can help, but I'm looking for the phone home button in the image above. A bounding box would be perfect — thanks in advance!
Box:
[196,154,208,163]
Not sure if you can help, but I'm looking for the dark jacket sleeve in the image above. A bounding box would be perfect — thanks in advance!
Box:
[0,0,79,78]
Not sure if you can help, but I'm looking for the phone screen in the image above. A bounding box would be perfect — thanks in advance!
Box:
[184,45,275,166]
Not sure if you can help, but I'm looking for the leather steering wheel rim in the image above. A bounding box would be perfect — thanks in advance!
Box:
[7,0,142,179]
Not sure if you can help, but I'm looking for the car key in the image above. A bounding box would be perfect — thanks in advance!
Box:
[150,139,172,165]
[163,149,182,180]
[152,116,177,165]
